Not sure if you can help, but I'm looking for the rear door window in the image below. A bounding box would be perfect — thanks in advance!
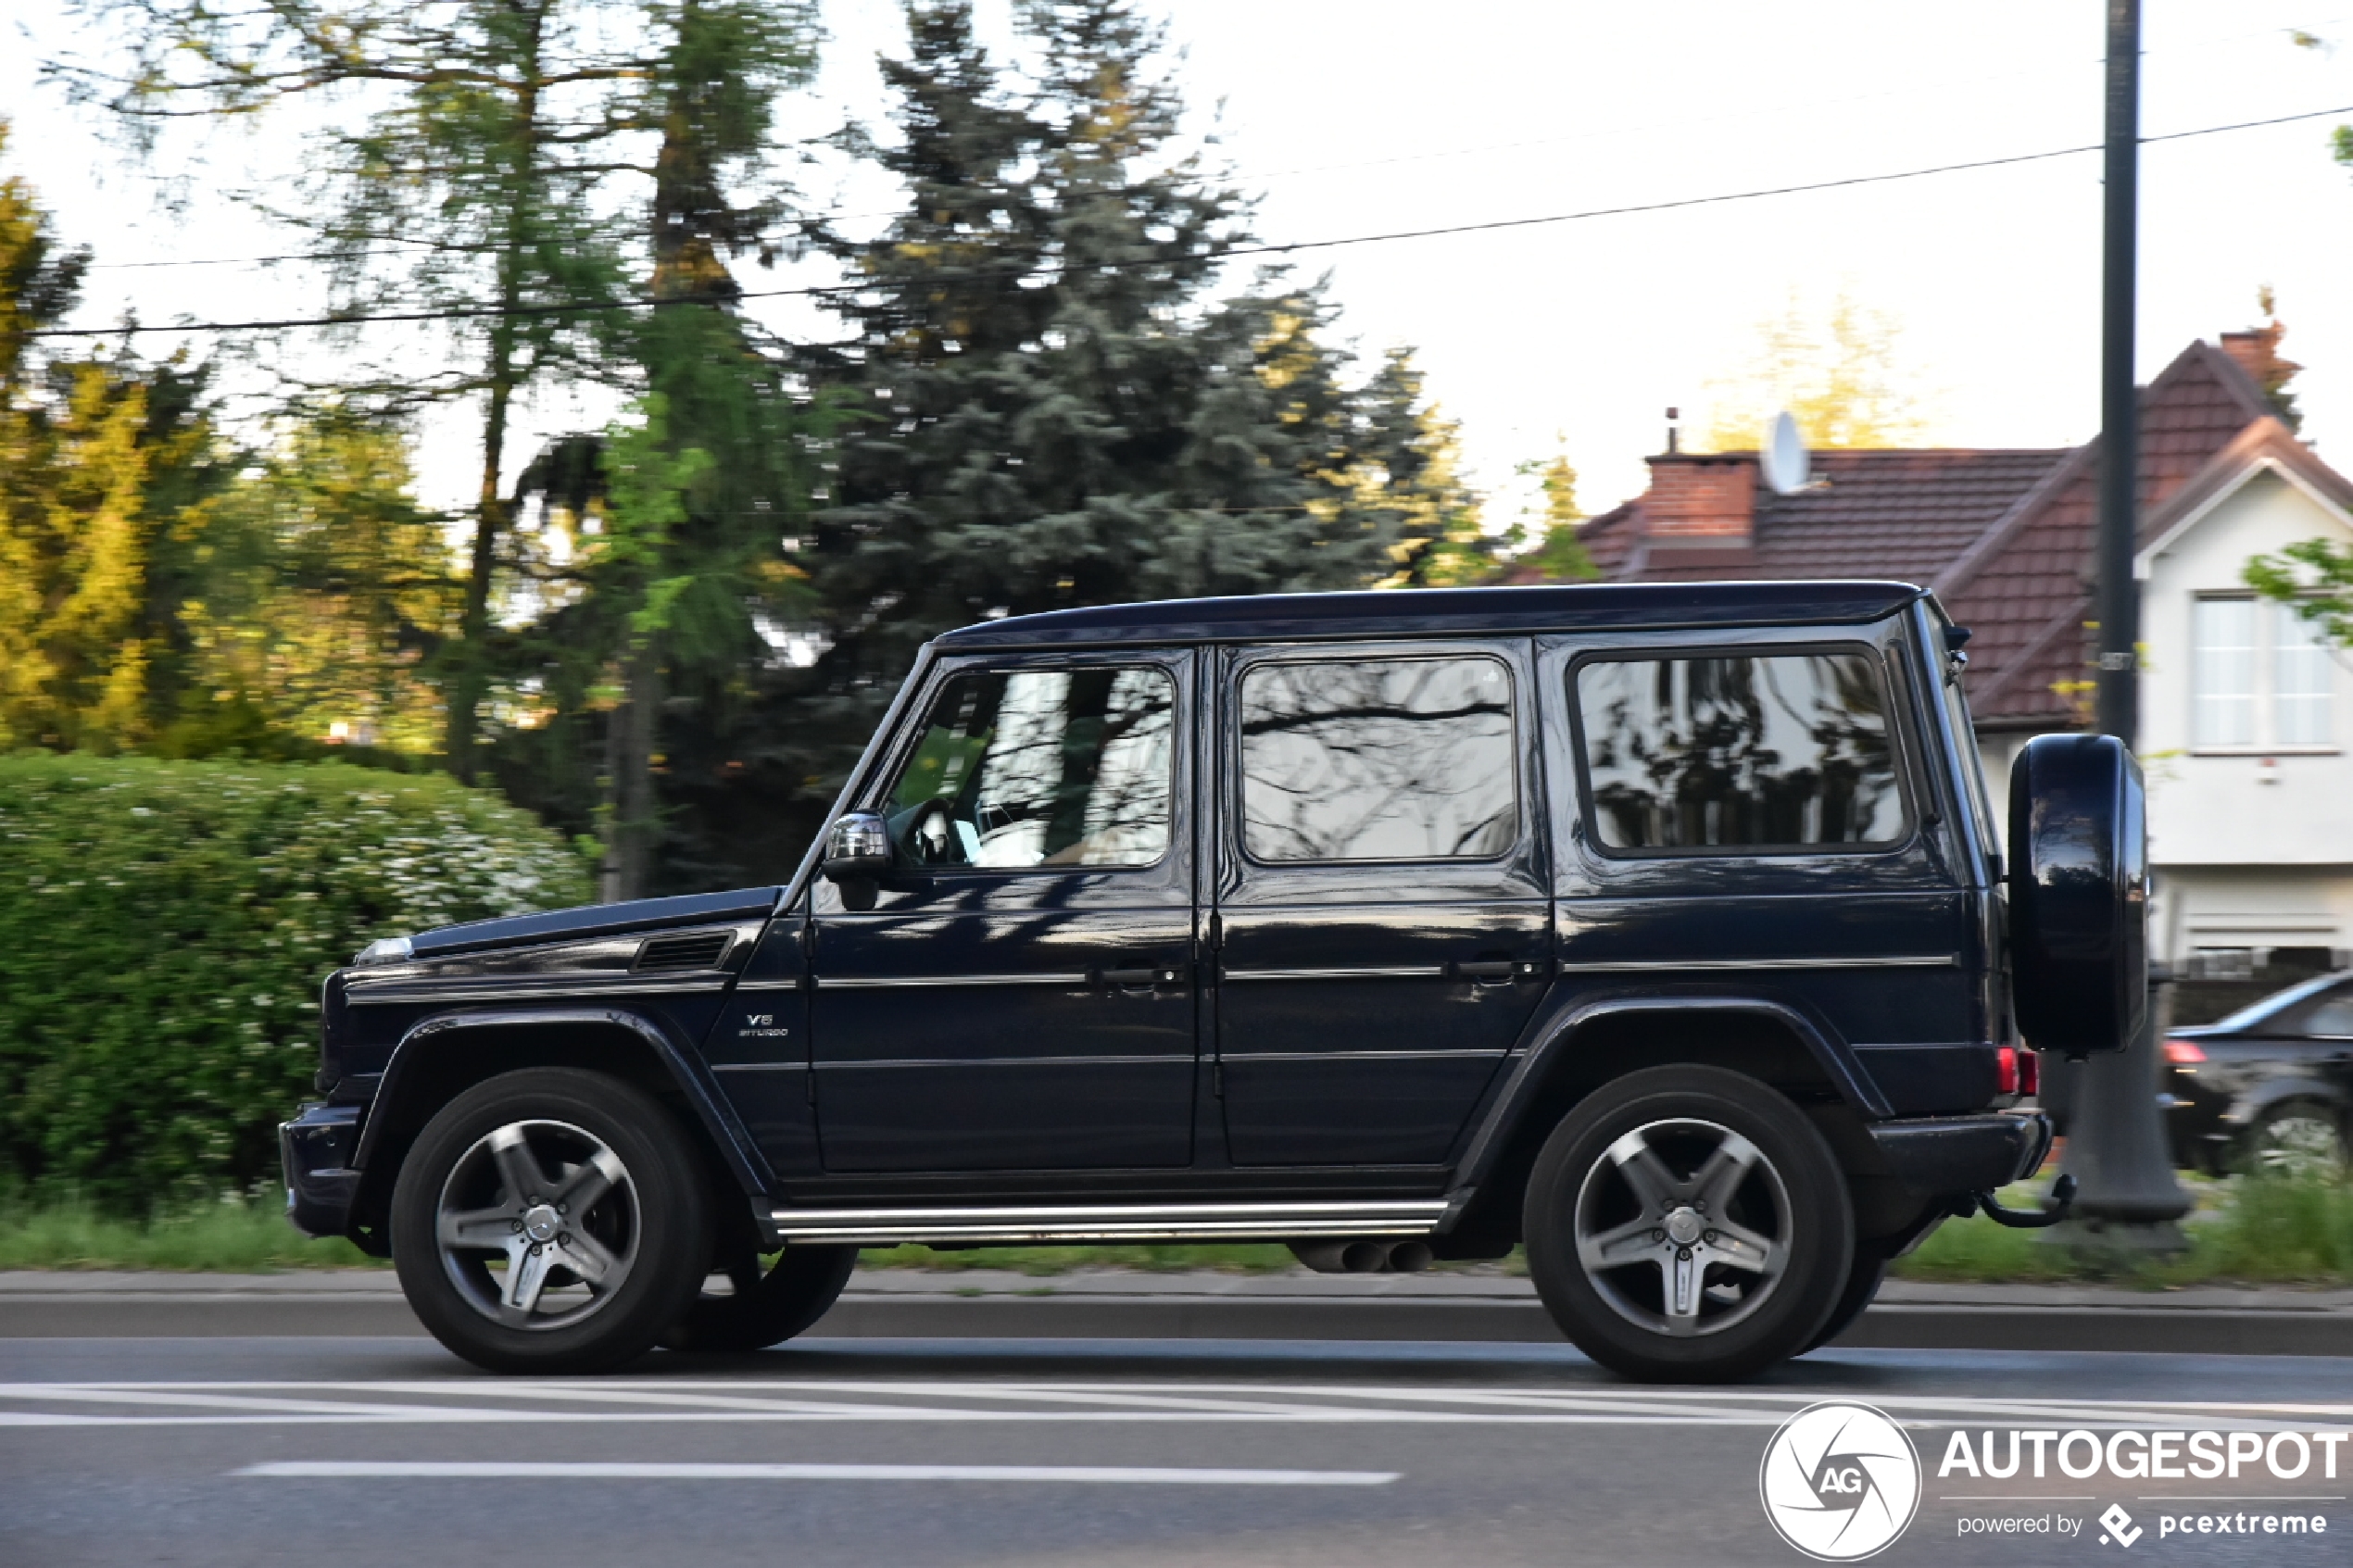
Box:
[1239,655,1517,862]
[1574,650,1907,853]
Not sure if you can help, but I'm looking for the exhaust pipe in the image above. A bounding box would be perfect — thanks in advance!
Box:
[1288,1240,1432,1273]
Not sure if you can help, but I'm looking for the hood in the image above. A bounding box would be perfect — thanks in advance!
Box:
[371,886,784,963]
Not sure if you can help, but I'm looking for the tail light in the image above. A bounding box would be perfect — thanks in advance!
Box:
[2017,1047,2039,1097]
[1995,1045,2020,1095]
[2163,1037,2207,1065]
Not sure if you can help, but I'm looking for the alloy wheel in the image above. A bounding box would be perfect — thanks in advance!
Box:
[1572,1117,1791,1338]
[434,1119,640,1330]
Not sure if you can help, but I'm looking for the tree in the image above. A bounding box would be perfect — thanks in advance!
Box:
[0,119,233,753]
[1697,287,1934,452]
[1498,439,1596,582]
[62,0,818,783]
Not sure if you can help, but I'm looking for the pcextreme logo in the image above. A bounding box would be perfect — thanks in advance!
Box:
[1759,1401,1923,1561]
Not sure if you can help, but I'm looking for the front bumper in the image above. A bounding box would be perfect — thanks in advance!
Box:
[1866,1110,2053,1195]
[279,1102,363,1238]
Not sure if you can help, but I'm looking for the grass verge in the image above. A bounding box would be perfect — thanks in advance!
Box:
[0,1197,384,1272]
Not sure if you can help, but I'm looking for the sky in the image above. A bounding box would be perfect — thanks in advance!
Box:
[8,1,2353,531]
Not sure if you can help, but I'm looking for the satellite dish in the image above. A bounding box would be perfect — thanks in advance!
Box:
[1761,410,1811,495]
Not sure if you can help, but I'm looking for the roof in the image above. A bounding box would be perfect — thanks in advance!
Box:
[934,580,1927,651]
[1578,340,2293,727]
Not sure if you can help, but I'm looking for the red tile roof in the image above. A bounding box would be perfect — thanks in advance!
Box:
[1574,340,2286,727]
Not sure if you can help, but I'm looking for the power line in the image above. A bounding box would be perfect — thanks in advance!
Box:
[30,102,2353,342]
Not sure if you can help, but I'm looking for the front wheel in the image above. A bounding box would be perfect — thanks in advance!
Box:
[1525,1065,1853,1382]
[390,1068,713,1374]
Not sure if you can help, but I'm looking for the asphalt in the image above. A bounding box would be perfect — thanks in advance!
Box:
[5,1267,2351,1356]
[5,1333,2351,1566]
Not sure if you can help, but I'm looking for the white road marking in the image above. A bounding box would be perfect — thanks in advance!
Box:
[236,1461,1399,1486]
[0,1380,2342,1434]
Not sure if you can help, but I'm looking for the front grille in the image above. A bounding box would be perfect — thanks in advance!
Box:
[635,931,734,972]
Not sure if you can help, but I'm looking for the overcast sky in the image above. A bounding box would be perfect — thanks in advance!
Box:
[10,1,2353,529]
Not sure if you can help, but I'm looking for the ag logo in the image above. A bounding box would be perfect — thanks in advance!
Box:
[1758,1401,1921,1561]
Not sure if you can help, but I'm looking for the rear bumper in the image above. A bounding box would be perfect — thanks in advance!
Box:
[1866,1110,2053,1195]
[279,1102,363,1238]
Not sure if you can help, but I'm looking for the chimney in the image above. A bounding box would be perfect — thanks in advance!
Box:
[1640,450,1757,561]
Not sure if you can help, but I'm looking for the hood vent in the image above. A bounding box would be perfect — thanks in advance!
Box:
[635,931,734,972]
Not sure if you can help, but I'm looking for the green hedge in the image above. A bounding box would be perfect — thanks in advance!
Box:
[0,754,592,1211]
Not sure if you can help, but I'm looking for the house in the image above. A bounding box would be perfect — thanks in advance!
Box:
[1573,332,2353,991]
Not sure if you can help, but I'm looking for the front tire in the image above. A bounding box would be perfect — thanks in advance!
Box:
[391,1068,712,1374]
[1525,1065,1854,1382]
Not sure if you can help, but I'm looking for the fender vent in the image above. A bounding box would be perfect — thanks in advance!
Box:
[635,931,733,972]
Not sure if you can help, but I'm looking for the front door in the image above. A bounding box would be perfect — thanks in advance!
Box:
[1213,642,1552,1165]
[808,651,1199,1172]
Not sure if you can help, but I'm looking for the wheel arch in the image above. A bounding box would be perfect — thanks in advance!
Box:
[346,1008,773,1254]
[1442,993,1892,1249]
[2231,1073,2353,1129]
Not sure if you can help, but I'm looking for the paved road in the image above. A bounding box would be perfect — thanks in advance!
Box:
[6,1336,2352,1566]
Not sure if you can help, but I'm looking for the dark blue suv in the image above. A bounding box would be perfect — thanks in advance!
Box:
[282,581,2145,1381]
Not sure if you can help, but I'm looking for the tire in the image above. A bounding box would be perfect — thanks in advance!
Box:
[1524,1065,1854,1383]
[2241,1099,2349,1180]
[1800,1253,1887,1356]
[390,1067,713,1375]
[660,1245,859,1352]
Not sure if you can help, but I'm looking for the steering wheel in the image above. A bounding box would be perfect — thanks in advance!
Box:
[906,798,964,867]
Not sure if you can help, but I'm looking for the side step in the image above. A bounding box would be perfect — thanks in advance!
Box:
[766,1199,1452,1247]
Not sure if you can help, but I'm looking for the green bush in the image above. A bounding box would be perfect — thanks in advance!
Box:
[0,754,591,1211]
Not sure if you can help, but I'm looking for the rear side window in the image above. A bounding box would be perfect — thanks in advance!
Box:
[887,666,1175,870]
[1240,655,1516,862]
[1574,651,1906,852]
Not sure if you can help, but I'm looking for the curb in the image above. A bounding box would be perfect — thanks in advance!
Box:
[1,1278,2347,1356]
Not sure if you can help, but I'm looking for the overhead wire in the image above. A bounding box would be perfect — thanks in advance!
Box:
[28,101,2353,342]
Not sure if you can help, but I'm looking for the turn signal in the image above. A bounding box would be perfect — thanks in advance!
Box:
[2162,1037,2208,1065]
[1995,1045,2019,1095]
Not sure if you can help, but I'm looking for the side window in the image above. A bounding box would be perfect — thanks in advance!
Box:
[885,666,1175,870]
[1575,651,1907,853]
[2299,988,2353,1036]
[1240,655,1516,862]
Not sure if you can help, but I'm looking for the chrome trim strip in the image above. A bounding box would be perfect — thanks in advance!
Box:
[1218,966,1440,982]
[1553,955,1957,973]
[768,1199,1450,1245]
[346,978,730,1007]
[1223,1048,1509,1062]
[711,1061,808,1073]
[813,1054,1191,1070]
[819,972,1093,991]
[733,979,803,993]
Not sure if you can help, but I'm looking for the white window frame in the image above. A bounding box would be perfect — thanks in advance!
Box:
[2189,593,2341,754]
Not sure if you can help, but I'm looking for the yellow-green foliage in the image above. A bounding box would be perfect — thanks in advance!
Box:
[0,754,591,1211]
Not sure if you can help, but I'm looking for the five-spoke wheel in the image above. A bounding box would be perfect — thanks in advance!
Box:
[392,1068,711,1374]
[1527,1064,1853,1382]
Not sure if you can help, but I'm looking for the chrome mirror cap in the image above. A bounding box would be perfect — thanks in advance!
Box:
[822,811,892,881]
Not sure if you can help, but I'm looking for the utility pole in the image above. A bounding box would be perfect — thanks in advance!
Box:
[2053,0,2191,1248]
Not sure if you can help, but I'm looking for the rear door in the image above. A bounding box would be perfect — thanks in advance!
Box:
[807,650,1200,1172]
[1211,640,1551,1165]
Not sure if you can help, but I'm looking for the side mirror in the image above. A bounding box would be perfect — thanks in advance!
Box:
[822,811,892,883]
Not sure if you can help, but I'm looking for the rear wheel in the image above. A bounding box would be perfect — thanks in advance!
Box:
[1525,1065,1853,1382]
[2244,1100,2349,1180]
[1800,1252,1887,1355]
[660,1246,859,1352]
[391,1068,712,1374]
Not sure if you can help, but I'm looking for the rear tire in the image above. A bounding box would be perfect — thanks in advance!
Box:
[390,1068,712,1375]
[2242,1099,2349,1180]
[660,1246,858,1352]
[1800,1253,1887,1355]
[1525,1065,1853,1382]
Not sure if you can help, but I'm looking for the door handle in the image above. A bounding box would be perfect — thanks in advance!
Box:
[1100,964,1188,988]
[1451,960,1519,983]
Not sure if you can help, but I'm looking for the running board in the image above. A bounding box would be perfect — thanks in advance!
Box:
[764,1199,1453,1247]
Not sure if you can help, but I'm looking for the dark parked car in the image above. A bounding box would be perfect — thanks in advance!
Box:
[281,581,2145,1381]
[2164,972,2353,1175]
